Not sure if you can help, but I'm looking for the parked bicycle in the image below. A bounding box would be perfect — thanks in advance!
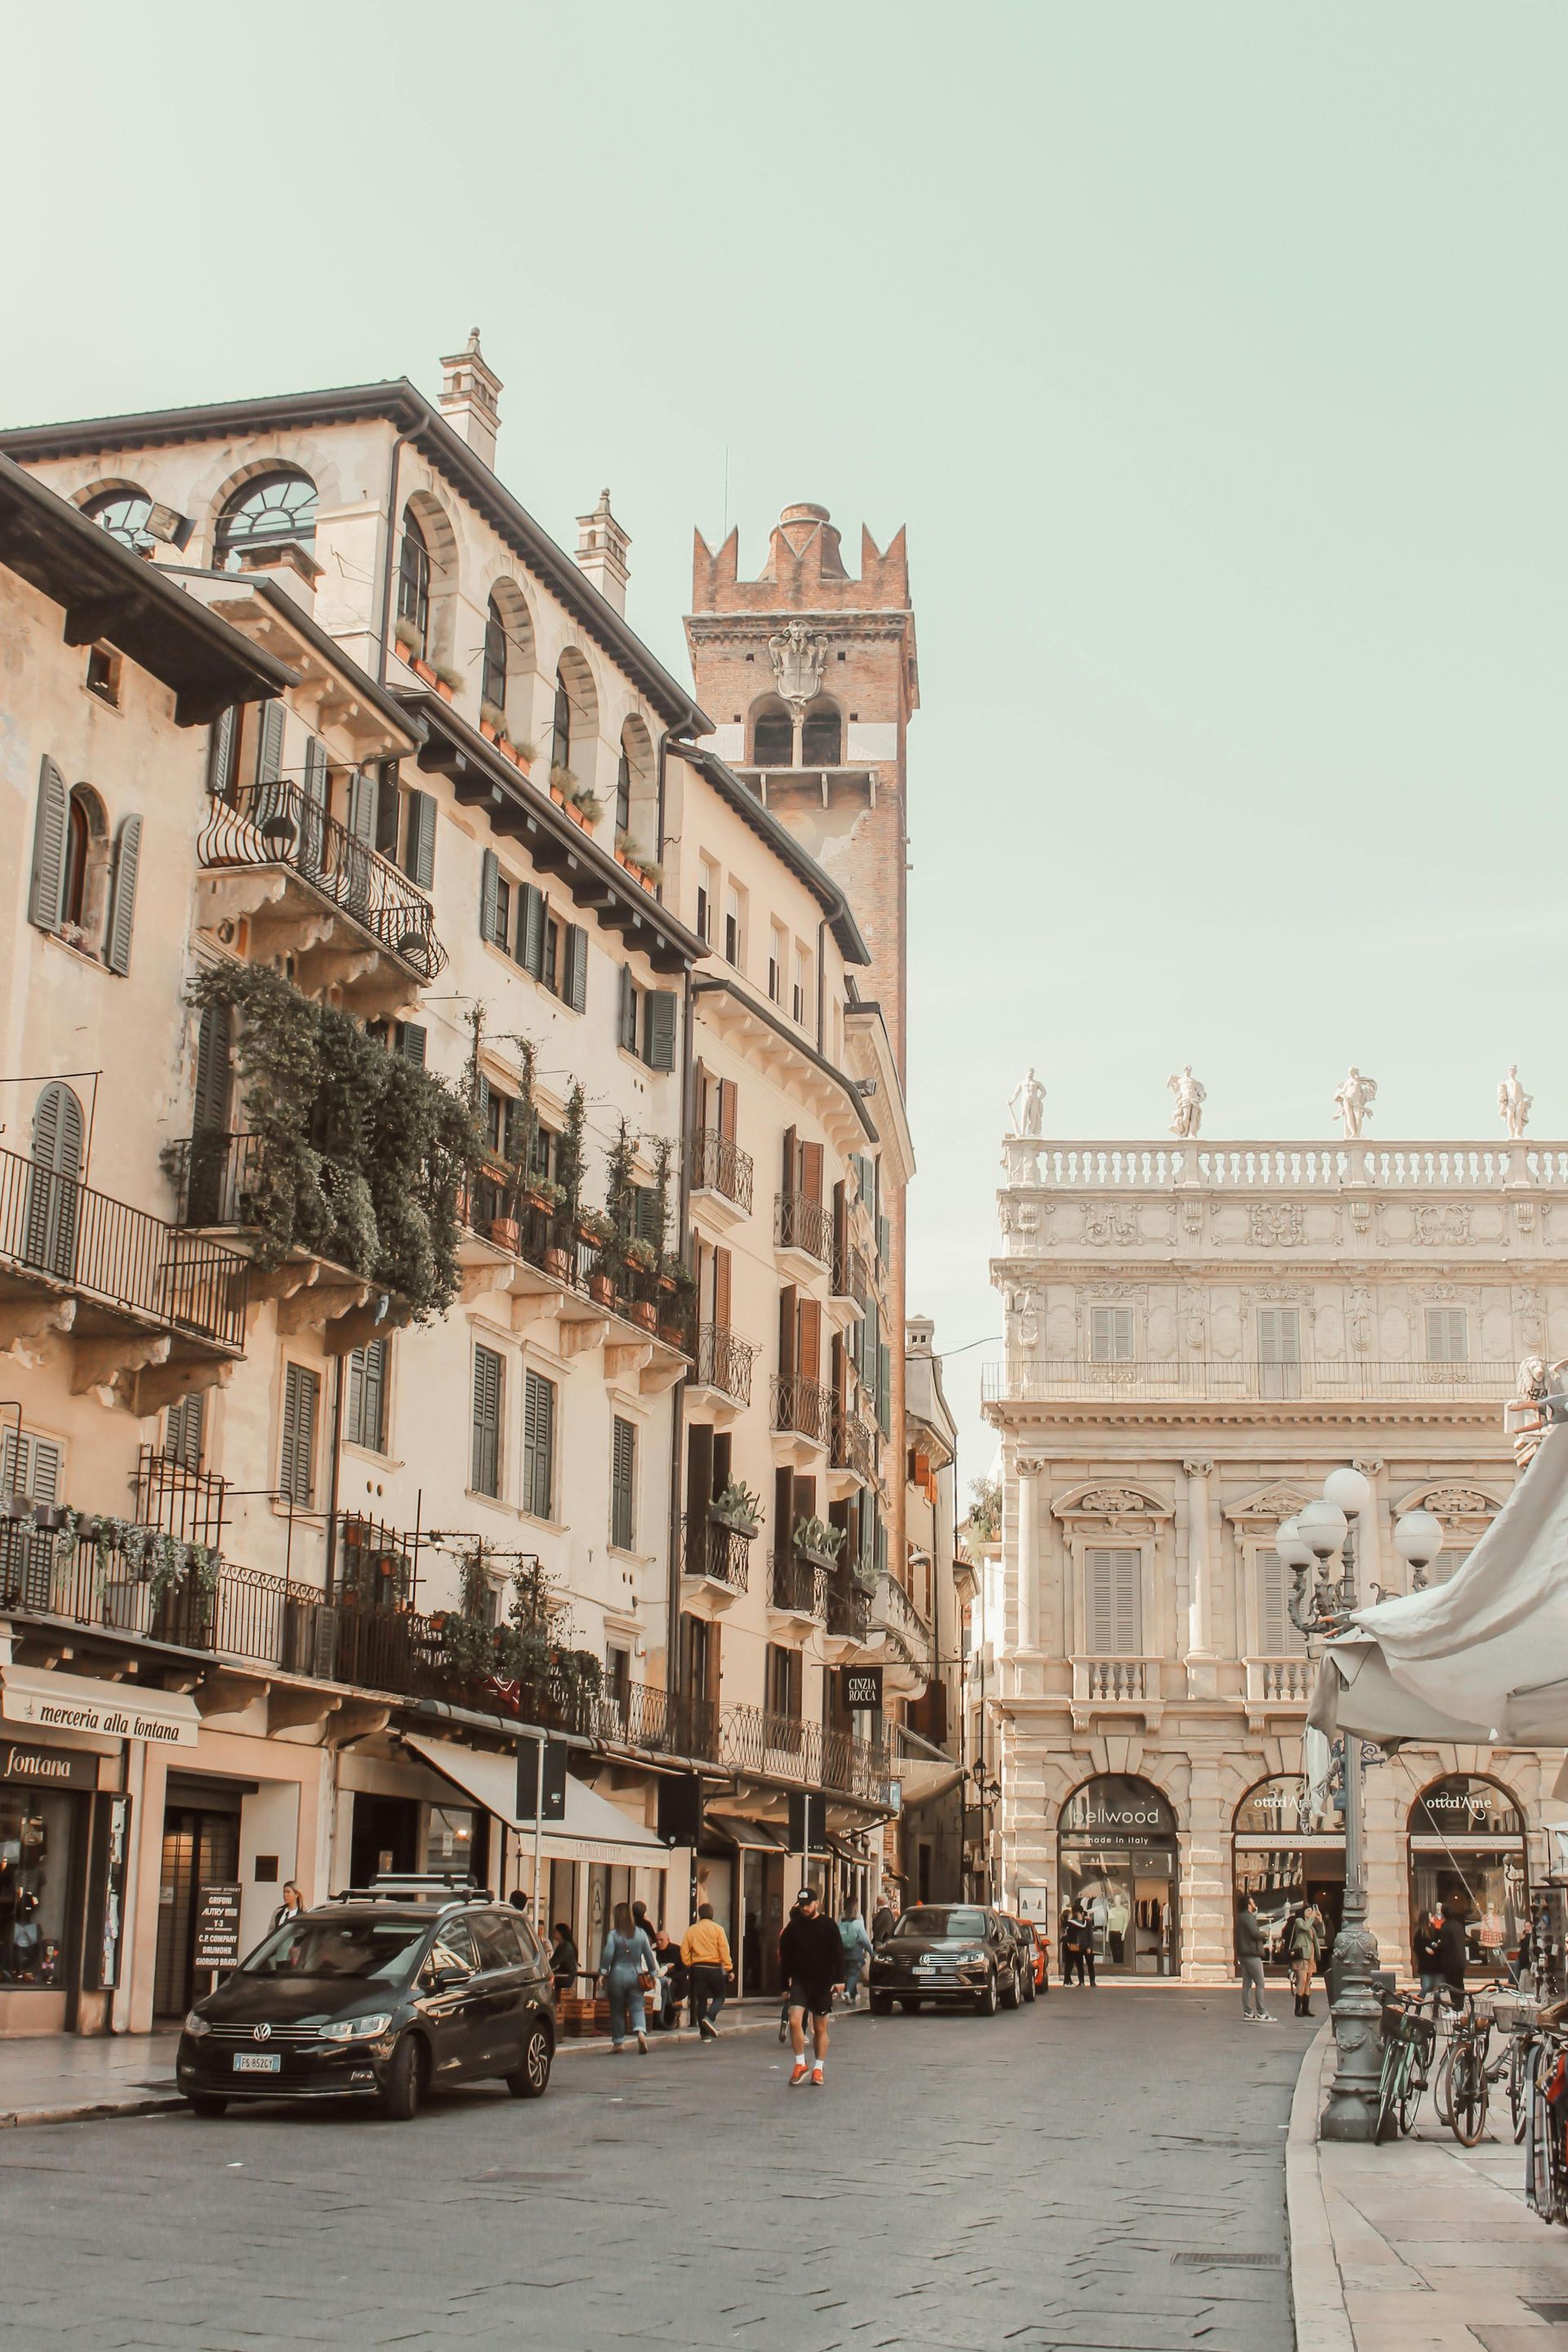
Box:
[1376,1990,1437,2143]
[1443,1997,1491,2146]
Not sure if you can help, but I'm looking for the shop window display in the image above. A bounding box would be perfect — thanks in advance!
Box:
[0,1789,70,1987]
[1232,1775,1344,1970]
[1408,1775,1527,1976]
[1058,1775,1178,1975]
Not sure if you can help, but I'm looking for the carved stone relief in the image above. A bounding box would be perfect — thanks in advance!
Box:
[1412,1203,1472,1246]
[1347,1285,1374,1354]
[1081,1202,1140,1248]
[1250,1202,1304,1248]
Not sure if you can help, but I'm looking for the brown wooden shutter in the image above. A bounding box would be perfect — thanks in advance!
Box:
[797,1297,821,1381]
[685,1423,714,1528]
[773,1468,795,1550]
[800,1141,823,1207]
[781,1125,796,1192]
[777,1284,795,1380]
[713,1246,732,1329]
[719,1080,737,1141]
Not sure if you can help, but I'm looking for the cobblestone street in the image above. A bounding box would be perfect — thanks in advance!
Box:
[1,1990,1316,2352]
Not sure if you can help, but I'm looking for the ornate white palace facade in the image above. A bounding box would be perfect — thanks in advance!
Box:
[982,1124,1568,1984]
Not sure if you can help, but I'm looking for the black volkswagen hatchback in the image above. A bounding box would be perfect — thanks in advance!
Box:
[176,1883,555,2121]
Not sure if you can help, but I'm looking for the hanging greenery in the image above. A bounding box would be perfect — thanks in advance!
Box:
[557,1081,587,1224]
[174,964,481,1319]
[650,1135,672,1269]
[602,1117,639,1267]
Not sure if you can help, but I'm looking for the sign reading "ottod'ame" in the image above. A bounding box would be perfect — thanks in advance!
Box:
[1,1666,200,1748]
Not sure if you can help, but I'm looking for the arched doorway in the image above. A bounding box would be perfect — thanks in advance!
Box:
[1407,1774,1527,1979]
[1057,1775,1178,1976]
[1232,1775,1345,1980]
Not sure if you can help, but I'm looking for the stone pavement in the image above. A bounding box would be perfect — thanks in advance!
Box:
[0,1983,1313,2352]
[1290,2018,1568,2352]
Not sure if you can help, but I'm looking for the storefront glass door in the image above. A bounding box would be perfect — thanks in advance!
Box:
[154,1809,239,2017]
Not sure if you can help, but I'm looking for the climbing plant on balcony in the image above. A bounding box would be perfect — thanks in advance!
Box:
[556,1081,587,1225]
[602,1117,639,1269]
[176,964,481,1318]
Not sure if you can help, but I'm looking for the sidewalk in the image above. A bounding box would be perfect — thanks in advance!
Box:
[1289,2019,1568,2352]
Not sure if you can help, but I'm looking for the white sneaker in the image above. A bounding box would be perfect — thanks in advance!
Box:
[1259,2014,1279,2025]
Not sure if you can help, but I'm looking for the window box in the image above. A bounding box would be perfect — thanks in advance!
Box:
[489,1215,521,1254]
[409,655,439,691]
[542,1244,571,1283]
[589,1271,615,1308]
[709,1506,760,1540]
[628,1298,657,1334]
[479,717,499,742]
[550,781,568,808]
[659,1321,686,1352]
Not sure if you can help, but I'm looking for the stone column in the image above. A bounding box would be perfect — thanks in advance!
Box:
[1181,1758,1232,1983]
[1356,1456,1386,1597]
[1183,1457,1218,1699]
[1011,1454,1043,1653]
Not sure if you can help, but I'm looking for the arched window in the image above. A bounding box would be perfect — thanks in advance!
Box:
[801,698,842,765]
[551,671,572,773]
[61,790,92,929]
[752,701,793,768]
[397,509,430,657]
[617,716,653,840]
[615,742,631,834]
[215,469,318,571]
[83,489,154,552]
[480,593,508,718]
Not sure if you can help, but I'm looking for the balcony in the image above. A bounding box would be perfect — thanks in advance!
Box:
[775,1188,831,1275]
[767,1551,826,1628]
[593,1681,721,1766]
[1244,1655,1312,1726]
[719,1703,892,1807]
[196,779,448,1015]
[0,1144,248,1409]
[688,1321,755,1419]
[829,1404,877,1495]
[822,1578,875,1664]
[771,1371,833,1459]
[689,1128,753,1227]
[681,1513,750,1612]
[872,1573,933,1699]
[829,1238,872,1326]
[983,1358,1518,1409]
[1070,1655,1165,1729]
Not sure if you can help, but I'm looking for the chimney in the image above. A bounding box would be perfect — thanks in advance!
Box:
[438,328,502,470]
[574,488,630,613]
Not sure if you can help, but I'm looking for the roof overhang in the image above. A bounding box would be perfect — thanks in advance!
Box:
[692,973,878,1149]
[844,1003,914,1187]
[166,568,421,760]
[666,738,871,965]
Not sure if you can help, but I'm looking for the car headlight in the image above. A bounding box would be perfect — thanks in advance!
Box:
[957,1949,987,1966]
[320,2013,394,2042]
[183,2011,212,2037]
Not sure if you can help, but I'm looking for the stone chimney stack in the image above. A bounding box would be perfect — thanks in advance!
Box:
[574,488,630,612]
[438,328,502,470]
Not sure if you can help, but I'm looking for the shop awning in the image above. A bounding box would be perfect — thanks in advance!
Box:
[402,1735,670,1866]
[702,1815,792,1853]
[1,1664,199,1747]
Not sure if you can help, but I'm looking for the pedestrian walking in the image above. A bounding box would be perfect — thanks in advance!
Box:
[652,1924,685,2029]
[549,1919,580,1996]
[1435,1898,1470,2011]
[1285,1902,1324,2017]
[270,1881,306,1931]
[780,1886,847,2088]
[1236,1895,1275,2023]
[599,1902,657,2054]
[1414,1906,1444,1998]
[680,1903,733,2040]
[1062,1900,1096,1988]
[837,1903,873,2006]
[872,1895,897,1945]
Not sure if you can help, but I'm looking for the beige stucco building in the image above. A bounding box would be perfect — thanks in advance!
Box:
[984,1124,1568,1984]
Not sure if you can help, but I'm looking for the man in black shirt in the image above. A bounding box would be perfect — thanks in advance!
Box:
[779,1886,846,2089]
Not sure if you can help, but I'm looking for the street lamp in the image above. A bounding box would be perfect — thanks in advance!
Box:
[1286,1469,1381,2140]
[1392,1506,1445,1592]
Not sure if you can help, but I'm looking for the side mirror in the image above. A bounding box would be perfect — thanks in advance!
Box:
[430,1963,469,1993]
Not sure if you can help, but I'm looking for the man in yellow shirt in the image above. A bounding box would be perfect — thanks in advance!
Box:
[680,1904,733,2040]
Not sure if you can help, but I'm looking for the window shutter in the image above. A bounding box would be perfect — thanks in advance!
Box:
[20,1435,62,1509]
[164,1392,205,1472]
[782,1126,797,1193]
[345,1346,365,1449]
[256,699,285,785]
[618,965,637,1054]
[28,757,69,933]
[362,1338,387,1452]
[800,1142,823,1206]
[345,768,377,845]
[302,734,327,808]
[1086,1550,1115,1653]
[719,1079,737,1142]
[517,882,546,976]
[280,1364,318,1508]
[473,1068,490,1129]
[611,1417,635,1550]
[480,849,501,945]
[193,1001,233,1134]
[103,813,142,975]
[523,1369,554,1518]
[876,1341,891,1435]
[644,991,676,1072]
[564,924,588,1013]
[798,1298,822,1381]
[1258,1552,1293,1655]
[471,1346,503,1498]
[403,788,436,889]
[207,707,238,798]
[777,1284,796,1380]
[714,1246,731,1328]
[394,1021,426,1067]
[32,1081,84,1179]
[1086,1548,1141,1655]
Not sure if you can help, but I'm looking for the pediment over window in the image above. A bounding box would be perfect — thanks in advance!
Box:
[1223,1481,1312,1530]
[1394,1480,1506,1528]
[1052,1480,1173,1526]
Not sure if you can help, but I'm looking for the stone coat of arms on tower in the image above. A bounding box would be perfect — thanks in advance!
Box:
[768,620,828,710]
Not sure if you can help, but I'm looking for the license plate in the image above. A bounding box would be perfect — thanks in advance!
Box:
[233,2052,281,2074]
[915,1958,935,1971]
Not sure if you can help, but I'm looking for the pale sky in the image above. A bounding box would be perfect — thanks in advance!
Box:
[5,3,1565,1481]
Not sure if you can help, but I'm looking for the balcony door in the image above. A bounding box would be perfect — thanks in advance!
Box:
[1085,1547,1142,1657]
[24,1082,84,1280]
[1258,1307,1302,1400]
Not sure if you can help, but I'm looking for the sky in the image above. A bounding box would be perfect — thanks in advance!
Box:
[4,2,1565,1486]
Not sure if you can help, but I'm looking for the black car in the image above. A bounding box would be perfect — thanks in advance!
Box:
[996,1913,1038,2006]
[867,1904,1023,2016]
[176,1885,555,2121]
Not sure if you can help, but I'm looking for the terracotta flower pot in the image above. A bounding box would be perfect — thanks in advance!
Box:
[629,1298,657,1333]
[589,1272,615,1308]
[479,719,497,742]
[490,1215,520,1253]
[542,1245,570,1281]
[550,783,566,807]
[434,678,453,702]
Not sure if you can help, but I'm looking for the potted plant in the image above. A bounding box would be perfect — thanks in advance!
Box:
[434,663,464,703]
[710,1481,763,1539]
[393,614,421,662]
[568,786,604,828]
[794,1515,845,1571]
[549,764,576,806]
[506,737,537,772]
[479,697,507,742]
[490,1211,521,1253]
[557,1083,586,1228]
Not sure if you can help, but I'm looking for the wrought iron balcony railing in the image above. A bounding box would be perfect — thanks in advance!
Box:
[832,1240,873,1310]
[689,1127,754,1213]
[198,779,448,981]
[681,1513,751,1592]
[0,1144,247,1350]
[774,1188,831,1265]
[768,1552,826,1619]
[825,1581,873,1645]
[719,1703,891,1803]
[831,1406,877,1485]
[593,1681,721,1763]
[772,1372,833,1446]
[692,1322,755,1405]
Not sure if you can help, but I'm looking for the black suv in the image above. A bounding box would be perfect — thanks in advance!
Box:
[176,1882,555,2121]
[867,1904,1022,2016]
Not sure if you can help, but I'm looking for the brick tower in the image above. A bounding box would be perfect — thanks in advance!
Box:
[684,501,917,1071]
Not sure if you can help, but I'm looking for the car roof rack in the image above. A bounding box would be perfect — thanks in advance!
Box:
[327,1873,496,1906]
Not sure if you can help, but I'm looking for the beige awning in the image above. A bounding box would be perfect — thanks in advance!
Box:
[402,1734,670,1866]
[1,1664,199,1748]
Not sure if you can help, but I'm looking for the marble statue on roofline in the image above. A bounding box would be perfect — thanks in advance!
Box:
[1166,1066,1205,1139]
[1499,1066,1533,1140]
[1008,1068,1045,1137]
[1332,1066,1377,1139]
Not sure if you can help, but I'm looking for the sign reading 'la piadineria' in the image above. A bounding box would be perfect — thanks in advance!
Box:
[1,1667,198,1748]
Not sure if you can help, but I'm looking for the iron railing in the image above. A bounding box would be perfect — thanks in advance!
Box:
[831,1406,877,1485]
[982,1357,1518,1405]
[0,1143,247,1349]
[768,1552,826,1619]
[593,1680,721,1763]
[832,1240,873,1309]
[198,779,448,981]
[681,1514,751,1592]
[719,1704,891,1804]
[772,1372,833,1446]
[134,1449,228,1547]
[692,1322,755,1405]
[875,1572,933,1673]
[689,1128,754,1213]
[825,1581,873,1646]
[775,1188,832,1265]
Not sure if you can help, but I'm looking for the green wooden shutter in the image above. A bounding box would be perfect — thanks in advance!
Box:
[163,1391,205,1471]
[611,1416,635,1550]
[617,965,637,1053]
[104,813,142,976]
[255,700,285,785]
[405,789,436,889]
[564,924,588,1013]
[346,768,378,845]
[480,849,501,945]
[643,991,676,1071]
[193,1002,232,1134]
[523,1369,554,1519]
[517,882,546,976]
[345,1346,365,1449]
[876,1341,891,1436]
[207,707,237,798]
[394,1021,427,1067]
[348,1339,387,1452]
[25,1085,83,1275]
[471,1345,503,1498]
[280,1363,318,1508]
[28,757,69,932]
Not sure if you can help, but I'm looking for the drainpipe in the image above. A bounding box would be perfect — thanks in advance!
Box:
[667,967,695,1717]
[323,1354,346,1606]
[376,428,416,685]
[816,916,826,1056]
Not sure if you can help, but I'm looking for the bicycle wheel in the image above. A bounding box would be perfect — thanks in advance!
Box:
[1396,2047,1425,2137]
[1375,2043,1406,2145]
[1512,2038,1530,2145]
[1451,2043,1489,2146]
[1433,2040,1455,2127]
[1530,2058,1561,2222]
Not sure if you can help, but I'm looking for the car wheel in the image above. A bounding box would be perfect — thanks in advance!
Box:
[506,2020,553,2100]
[1022,1968,1037,2004]
[187,2094,228,2118]
[1000,1962,1022,2010]
[898,1998,923,2014]
[975,1970,999,2017]
[379,2033,425,2122]
[870,1993,893,2016]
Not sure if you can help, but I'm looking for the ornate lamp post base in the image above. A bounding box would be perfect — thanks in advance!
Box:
[1321,1919,1383,2140]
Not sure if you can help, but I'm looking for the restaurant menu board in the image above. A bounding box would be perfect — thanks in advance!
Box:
[193,1882,243,1974]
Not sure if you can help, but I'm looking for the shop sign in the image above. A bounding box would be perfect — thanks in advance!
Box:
[843,1668,883,1711]
[0,1666,199,1748]
[1235,1775,1342,1839]
[1410,1775,1522,1839]
[1059,1775,1176,1840]
[0,1740,100,1790]
[193,1882,243,1972]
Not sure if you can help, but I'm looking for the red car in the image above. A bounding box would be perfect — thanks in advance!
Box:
[1027,1922,1051,1992]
